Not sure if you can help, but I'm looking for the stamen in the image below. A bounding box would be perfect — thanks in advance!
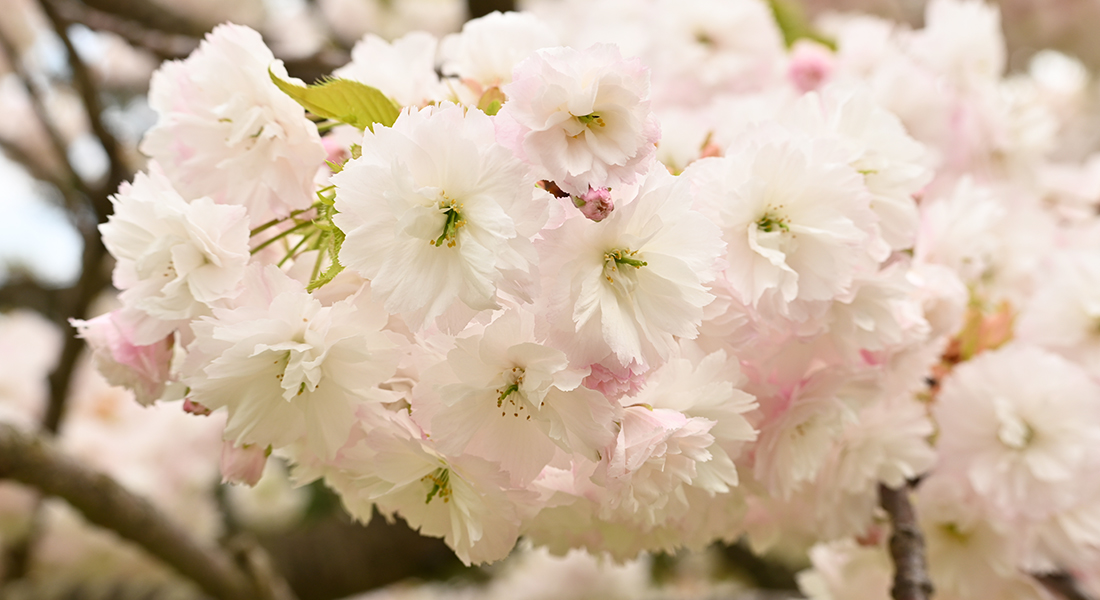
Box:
[422,468,452,504]
[431,198,465,248]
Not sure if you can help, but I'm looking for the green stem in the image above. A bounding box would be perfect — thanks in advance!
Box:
[251,220,313,255]
[249,205,319,237]
[277,230,318,267]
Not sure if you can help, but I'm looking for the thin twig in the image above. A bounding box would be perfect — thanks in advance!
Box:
[0,422,288,600]
[879,483,934,600]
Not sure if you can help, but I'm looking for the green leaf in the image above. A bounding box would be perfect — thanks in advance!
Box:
[270,69,401,132]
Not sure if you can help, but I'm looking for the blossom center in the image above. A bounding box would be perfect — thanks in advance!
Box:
[756,210,790,233]
[993,397,1034,450]
[432,197,465,248]
[496,366,531,420]
[422,467,452,504]
[576,113,606,128]
[603,248,647,293]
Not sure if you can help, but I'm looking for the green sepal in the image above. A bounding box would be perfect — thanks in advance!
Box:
[269,69,401,132]
[477,86,507,116]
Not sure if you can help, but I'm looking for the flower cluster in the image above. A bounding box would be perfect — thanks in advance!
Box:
[76,1,1100,594]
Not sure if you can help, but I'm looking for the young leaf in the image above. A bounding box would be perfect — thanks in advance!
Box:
[269,69,402,132]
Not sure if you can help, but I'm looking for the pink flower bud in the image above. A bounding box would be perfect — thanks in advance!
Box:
[220,441,267,487]
[183,398,212,416]
[572,186,614,222]
[788,41,835,94]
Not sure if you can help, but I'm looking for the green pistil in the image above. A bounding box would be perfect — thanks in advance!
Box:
[497,383,520,407]
[576,113,605,128]
[423,468,451,504]
[756,213,789,233]
[432,204,464,248]
[607,248,647,269]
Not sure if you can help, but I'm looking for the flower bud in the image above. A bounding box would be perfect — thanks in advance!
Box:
[572,187,614,222]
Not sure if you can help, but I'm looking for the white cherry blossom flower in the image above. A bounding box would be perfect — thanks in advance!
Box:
[439,11,558,89]
[538,167,724,370]
[333,409,537,565]
[934,344,1100,519]
[334,103,546,331]
[687,134,878,317]
[497,43,660,196]
[414,309,620,485]
[99,169,249,344]
[782,85,931,251]
[333,31,443,107]
[185,267,399,459]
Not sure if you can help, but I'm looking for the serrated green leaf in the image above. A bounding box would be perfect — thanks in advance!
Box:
[270,69,401,132]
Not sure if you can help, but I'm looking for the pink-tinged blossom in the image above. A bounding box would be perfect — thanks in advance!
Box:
[583,362,647,401]
[219,441,267,486]
[933,344,1100,520]
[140,24,326,225]
[636,347,758,467]
[99,169,250,344]
[184,267,399,459]
[752,373,857,500]
[538,168,724,371]
[72,311,173,406]
[414,310,620,485]
[599,406,726,528]
[497,43,660,196]
[333,103,546,331]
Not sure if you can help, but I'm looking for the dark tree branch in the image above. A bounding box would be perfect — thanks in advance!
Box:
[0,24,90,205]
[1036,572,1096,600]
[76,0,210,37]
[879,483,934,600]
[53,0,199,61]
[0,422,290,600]
[37,0,130,209]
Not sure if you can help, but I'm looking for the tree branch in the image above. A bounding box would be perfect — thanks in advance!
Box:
[53,0,199,61]
[879,483,934,600]
[0,422,288,600]
[75,0,210,37]
[0,24,88,204]
[37,0,130,209]
[1036,572,1096,600]
[466,0,515,19]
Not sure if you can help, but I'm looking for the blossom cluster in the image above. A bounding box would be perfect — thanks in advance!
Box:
[75,1,1100,595]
